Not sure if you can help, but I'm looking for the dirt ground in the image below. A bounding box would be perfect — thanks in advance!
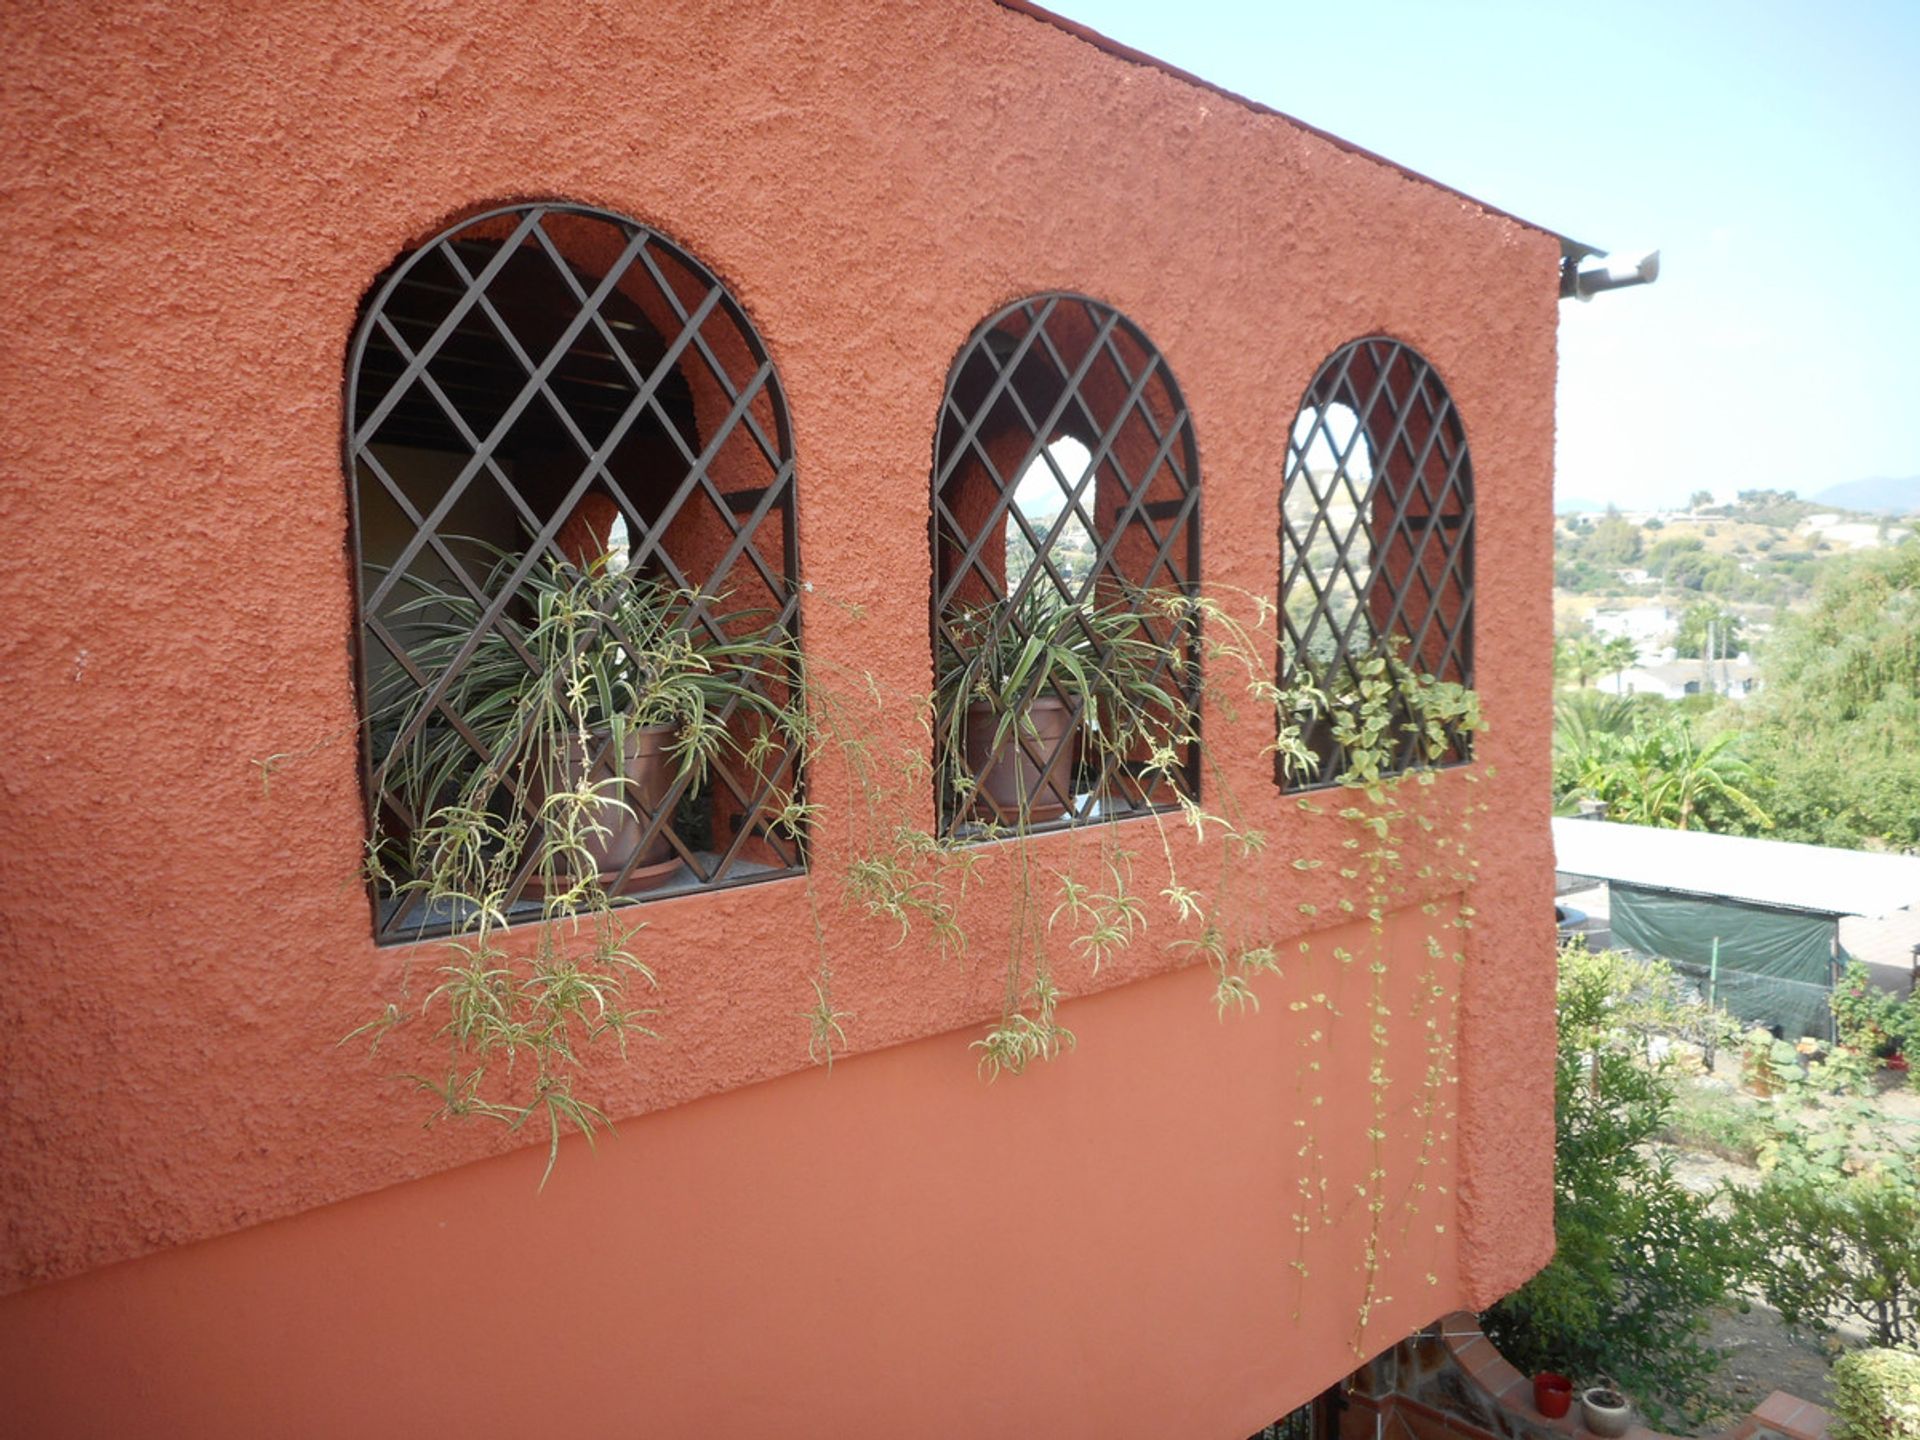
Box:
[1657,1059,1918,1432]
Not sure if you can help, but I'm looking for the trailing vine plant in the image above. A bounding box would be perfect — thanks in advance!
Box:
[840,577,1488,1355]
[1261,641,1485,1353]
[268,556,1487,1283]
[329,541,812,1181]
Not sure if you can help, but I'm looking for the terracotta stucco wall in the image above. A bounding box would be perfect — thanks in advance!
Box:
[0,0,1560,1429]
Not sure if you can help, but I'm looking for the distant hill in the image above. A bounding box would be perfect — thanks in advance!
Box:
[1813,475,1920,515]
[1554,496,1609,515]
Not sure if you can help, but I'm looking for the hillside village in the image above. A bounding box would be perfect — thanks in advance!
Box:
[1551,483,1920,855]
[1555,486,1915,695]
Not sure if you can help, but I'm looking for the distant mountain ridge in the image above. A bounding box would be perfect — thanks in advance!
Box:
[1813,475,1920,515]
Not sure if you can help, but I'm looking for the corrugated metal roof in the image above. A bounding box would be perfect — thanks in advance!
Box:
[1552,817,1920,921]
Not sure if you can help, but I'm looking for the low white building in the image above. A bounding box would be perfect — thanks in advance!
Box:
[1597,657,1761,700]
[1801,513,1913,550]
[1589,604,1674,656]
[1553,818,1920,1038]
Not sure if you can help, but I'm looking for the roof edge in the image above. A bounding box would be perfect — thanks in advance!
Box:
[992,0,1602,265]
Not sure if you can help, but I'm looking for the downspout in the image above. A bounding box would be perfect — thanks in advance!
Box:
[1559,249,1661,301]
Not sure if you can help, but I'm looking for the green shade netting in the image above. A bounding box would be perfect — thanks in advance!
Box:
[1610,884,1837,1040]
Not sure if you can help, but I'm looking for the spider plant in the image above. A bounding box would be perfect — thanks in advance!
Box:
[934,583,1194,823]
[371,539,803,897]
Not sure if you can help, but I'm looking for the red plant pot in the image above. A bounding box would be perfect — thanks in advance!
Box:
[1533,1373,1574,1419]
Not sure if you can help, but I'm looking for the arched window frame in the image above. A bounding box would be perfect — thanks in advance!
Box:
[1279,336,1475,789]
[929,292,1202,838]
[343,200,806,942]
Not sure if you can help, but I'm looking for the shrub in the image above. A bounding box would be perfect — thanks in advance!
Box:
[1831,962,1918,1060]
[1830,1347,1920,1440]
[1483,946,1742,1426]
[1733,1173,1920,1350]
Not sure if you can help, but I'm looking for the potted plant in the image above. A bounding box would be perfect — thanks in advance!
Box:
[374,540,801,900]
[1532,1373,1574,1419]
[1740,1027,1780,1097]
[1312,643,1480,781]
[1581,1379,1632,1437]
[934,584,1190,828]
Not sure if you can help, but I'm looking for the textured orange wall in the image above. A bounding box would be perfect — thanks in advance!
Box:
[0,0,1560,1424]
[0,937,1471,1439]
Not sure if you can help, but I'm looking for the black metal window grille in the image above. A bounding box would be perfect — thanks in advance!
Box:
[1279,336,1475,788]
[1249,1384,1348,1440]
[345,201,804,943]
[1249,1398,1320,1440]
[931,293,1200,839]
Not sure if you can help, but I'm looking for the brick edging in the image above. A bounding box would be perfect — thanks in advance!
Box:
[1429,1312,1831,1440]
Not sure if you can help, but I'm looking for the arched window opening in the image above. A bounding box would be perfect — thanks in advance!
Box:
[1283,401,1373,670]
[1279,336,1474,789]
[1004,437,1097,594]
[346,202,805,942]
[931,293,1200,837]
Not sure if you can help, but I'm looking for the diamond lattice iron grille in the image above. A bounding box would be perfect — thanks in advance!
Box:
[345,202,805,943]
[931,293,1201,839]
[1280,336,1475,788]
[1248,1396,1321,1440]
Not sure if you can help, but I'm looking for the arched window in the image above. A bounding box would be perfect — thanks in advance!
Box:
[1280,336,1474,787]
[345,201,804,942]
[931,293,1200,836]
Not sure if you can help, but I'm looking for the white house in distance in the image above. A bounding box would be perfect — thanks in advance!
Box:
[1801,514,1912,550]
[1597,655,1761,700]
[1588,604,1673,658]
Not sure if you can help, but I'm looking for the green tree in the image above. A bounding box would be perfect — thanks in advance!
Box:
[1688,489,1714,511]
[1552,691,1648,803]
[1483,945,1742,1426]
[1734,543,1920,852]
[1646,535,1705,570]
[1559,707,1770,832]
[1556,632,1607,688]
[1735,1176,1920,1351]
[1674,602,1744,659]
[1729,1043,1920,1349]
[1585,507,1644,566]
[1599,634,1639,678]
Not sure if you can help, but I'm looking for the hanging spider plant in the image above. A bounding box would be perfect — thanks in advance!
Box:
[371,539,803,904]
[934,583,1194,827]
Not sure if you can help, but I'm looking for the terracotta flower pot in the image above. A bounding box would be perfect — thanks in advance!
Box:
[1533,1373,1573,1419]
[529,722,682,892]
[963,696,1080,824]
[1581,1387,1632,1437]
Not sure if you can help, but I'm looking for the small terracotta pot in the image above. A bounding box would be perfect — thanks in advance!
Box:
[1533,1373,1573,1419]
[1581,1387,1632,1437]
[963,697,1080,824]
[527,722,682,892]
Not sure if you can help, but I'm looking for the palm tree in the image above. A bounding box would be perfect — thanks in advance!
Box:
[1639,725,1771,831]
[1555,633,1606,689]
[1552,691,1640,808]
[1598,635,1639,690]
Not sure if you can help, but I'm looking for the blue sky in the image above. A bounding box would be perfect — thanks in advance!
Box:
[1045,0,1920,511]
